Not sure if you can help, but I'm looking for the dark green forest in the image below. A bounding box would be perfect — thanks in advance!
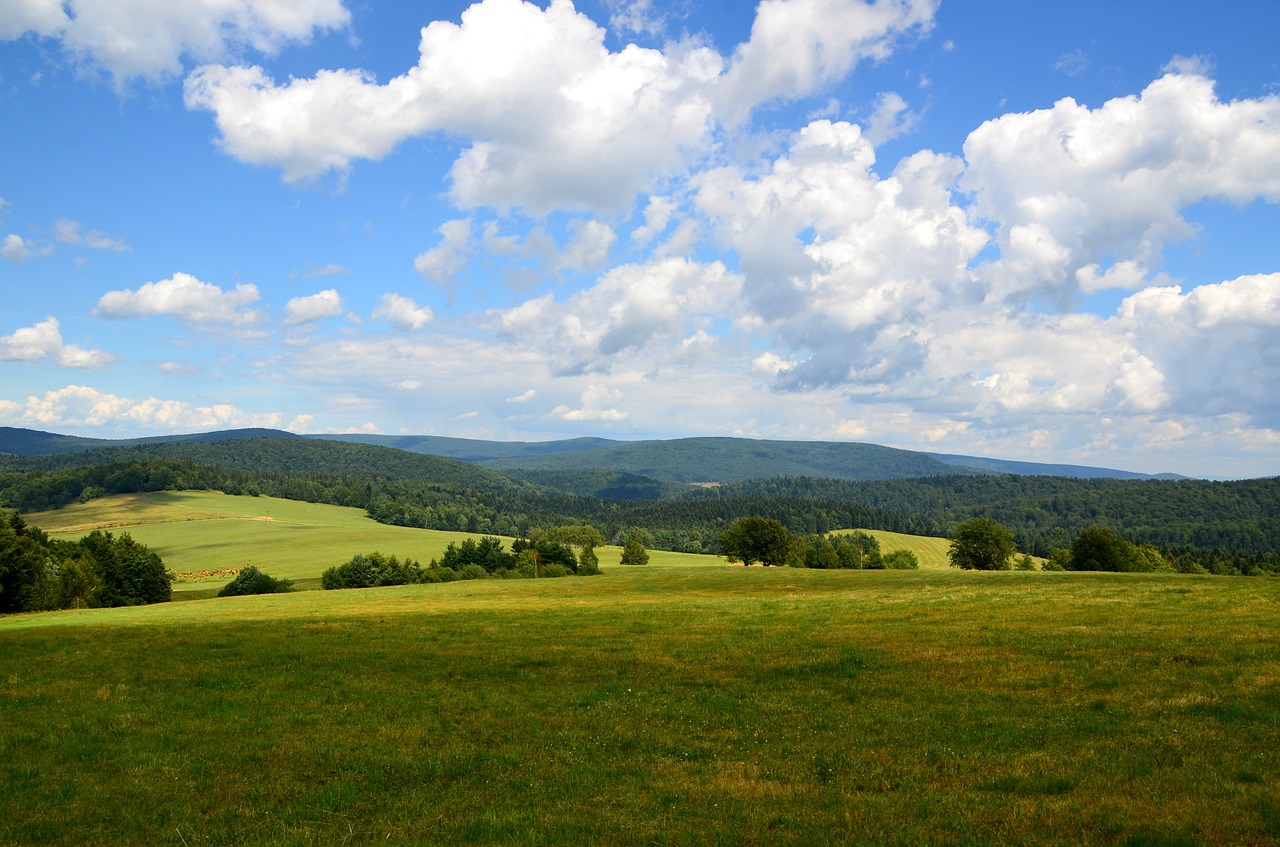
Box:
[1,436,1277,575]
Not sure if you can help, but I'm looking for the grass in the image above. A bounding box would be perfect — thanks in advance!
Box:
[2,563,1279,846]
[26,493,957,596]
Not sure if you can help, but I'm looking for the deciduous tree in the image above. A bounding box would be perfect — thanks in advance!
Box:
[948,518,1016,571]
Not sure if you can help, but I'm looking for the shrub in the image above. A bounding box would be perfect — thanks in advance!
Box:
[1014,554,1037,571]
[620,539,649,566]
[1044,548,1070,571]
[882,549,919,570]
[577,546,601,576]
[458,564,488,581]
[322,552,424,589]
[541,564,569,578]
[218,566,293,597]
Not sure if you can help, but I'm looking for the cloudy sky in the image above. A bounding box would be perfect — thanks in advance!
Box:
[2,0,1278,478]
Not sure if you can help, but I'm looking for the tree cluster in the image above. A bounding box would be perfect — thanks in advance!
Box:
[0,510,171,613]
[217,566,293,597]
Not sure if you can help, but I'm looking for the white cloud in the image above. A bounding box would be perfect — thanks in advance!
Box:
[862,91,919,146]
[2,233,53,262]
[507,389,537,403]
[0,317,115,369]
[185,0,721,212]
[413,218,472,283]
[698,119,987,387]
[95,272,262,324]
[558,219,616,271]
[304,263,351,278]
[716,0,938,125]
[630,195,675,245]
[1119,273,1280,424]
[496,257,742,375]
[372,293,434,331]
[1054,49,1088,77]
[549,385,628,421]
[284,288,344,324]
[0,384,281,430]
[3,0,350,88]
[606,0,671,37]
[962,69,1280,307]
[0,0,68,40]
[51,218,130,251]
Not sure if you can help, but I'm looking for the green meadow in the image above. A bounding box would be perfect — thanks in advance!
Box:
[2,569,1278,843]
[26,491,952,595]
[2,493,1278,845]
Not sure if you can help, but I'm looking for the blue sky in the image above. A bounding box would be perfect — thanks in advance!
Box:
[1,0,1278,478]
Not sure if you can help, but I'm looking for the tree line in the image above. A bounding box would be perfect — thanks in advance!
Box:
[2,440,1277,576]
[0,510,172,613]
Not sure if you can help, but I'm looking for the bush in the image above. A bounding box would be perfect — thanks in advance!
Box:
[541,564,569,578]
[322,552,424,589]
[882,549,919,570]
[577,546,601,576]
[620,539,649,566]
[458,564,488,581]
[218,566,293,597]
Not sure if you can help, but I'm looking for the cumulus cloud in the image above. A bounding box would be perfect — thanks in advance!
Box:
[698,119,987,386]
[497,256,742,375]
[1119,274,1280,424]
[414,218,473,283]
[2,0,350,88]
[862,90,919,146]
[0,384,281,430]
[95,272,262,324]
[962,69,1280,307]
[558,219,616,271]
[372,293,434,331]
[284,288,344,324]
[716,0,938,125]
[0,317,115,368]
[549,385,628,421]
[185,0,721,211]
[2,233,54,262]
[631,195,675,245]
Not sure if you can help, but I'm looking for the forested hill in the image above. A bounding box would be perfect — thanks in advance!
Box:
[0,426,300,456]
[0,437,521,493]
[475,437,966,482]
[2,431,1277,573]
[3,428,1177,482]
[308,433,1174,482]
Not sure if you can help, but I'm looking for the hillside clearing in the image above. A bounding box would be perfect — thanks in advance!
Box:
[26,492,958,594]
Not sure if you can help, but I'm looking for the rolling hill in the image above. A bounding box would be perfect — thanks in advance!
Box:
[0,427,1180,483]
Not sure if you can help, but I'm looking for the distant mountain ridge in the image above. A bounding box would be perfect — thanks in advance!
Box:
[0,427,1183,482]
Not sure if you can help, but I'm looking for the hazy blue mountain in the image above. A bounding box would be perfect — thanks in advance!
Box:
[928,453,1186,480]
[0,427,1182,482]
[0,426,299,456]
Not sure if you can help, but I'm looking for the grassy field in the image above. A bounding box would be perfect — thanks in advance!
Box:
[2,560,1279,846]
[26,492,955,596]
[29,492,730,593]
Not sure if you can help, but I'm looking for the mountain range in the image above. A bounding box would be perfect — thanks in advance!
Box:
[0,426,1184,483]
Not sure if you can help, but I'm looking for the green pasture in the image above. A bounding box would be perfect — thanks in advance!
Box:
[27,492,722,592]
[27,493,953,596]
[2,564,1279,846]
